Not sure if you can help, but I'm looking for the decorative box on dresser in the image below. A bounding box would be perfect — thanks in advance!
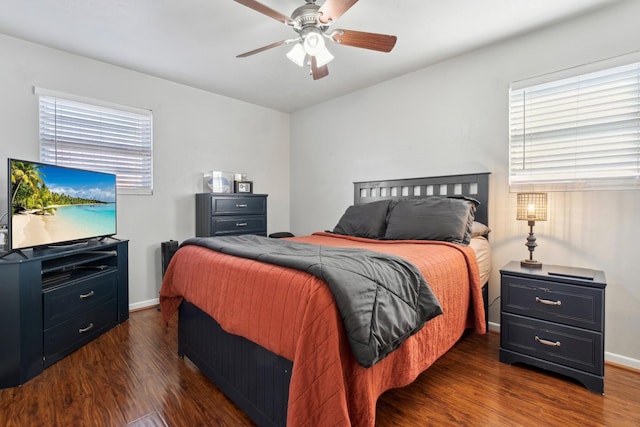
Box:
[0,238,128,389]
[196,193,268,237]
[499,261,606,394]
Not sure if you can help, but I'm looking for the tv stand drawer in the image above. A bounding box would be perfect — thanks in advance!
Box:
[43,270,118,329]
[43,300,117,367]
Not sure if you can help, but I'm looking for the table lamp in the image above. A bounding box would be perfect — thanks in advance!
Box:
[516,193,547,268]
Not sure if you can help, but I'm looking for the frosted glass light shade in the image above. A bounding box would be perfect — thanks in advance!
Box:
[314,46,334,67]
[286,43,306,67]
[303,31,334,67]
[303,32,325,56]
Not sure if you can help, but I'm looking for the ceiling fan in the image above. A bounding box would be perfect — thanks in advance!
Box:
[233,0,397,80]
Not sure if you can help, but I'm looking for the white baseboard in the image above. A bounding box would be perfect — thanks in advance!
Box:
[488,321,500,333]
[605,351,640,371]
[129,298,159,311]
[487,321,640,371]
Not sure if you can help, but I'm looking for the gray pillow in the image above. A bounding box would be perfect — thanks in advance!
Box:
[384,197,478,245]
[471,221,491,238]
[332,199,393,239]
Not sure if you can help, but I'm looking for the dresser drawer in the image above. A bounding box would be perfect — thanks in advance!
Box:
[501,313,603,376]
[211,216,267,236]
[43,300,117,367]
[502,274,603,331]
[212,197,266,215]
[43,270,118,329]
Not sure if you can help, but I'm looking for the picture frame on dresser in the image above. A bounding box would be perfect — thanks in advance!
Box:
[234,181,253,193]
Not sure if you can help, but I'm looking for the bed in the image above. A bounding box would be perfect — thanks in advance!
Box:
[160,172,491,427]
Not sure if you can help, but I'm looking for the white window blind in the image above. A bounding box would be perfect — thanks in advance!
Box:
[36,88,153,195]
[509,54,640,191]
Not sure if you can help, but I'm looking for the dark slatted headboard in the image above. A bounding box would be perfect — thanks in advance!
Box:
[353,173,490,226]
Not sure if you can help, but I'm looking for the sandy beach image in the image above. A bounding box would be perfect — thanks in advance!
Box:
[11,207,104,249]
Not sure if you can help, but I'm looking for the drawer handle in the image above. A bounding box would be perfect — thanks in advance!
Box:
[80,291,95,299]
[236,222,248,227]
[79,323,95,334]
[235,204,248,208]
[535,296,561,306]
[535,336,561,347]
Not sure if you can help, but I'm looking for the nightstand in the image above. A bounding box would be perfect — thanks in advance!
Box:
[499,261,606,394]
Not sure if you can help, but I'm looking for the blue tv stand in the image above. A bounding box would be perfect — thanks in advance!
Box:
[0,238,128,389]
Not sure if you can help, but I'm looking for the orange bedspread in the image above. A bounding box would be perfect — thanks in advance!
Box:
[159,232,485,426]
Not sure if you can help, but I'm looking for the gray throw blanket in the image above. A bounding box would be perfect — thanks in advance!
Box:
[181,235,443,367]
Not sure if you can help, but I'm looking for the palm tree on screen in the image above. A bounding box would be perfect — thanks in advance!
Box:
[10,161,45,213]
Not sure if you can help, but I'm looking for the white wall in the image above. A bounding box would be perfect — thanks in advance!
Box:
[2,1,638,369]
[290,0,640,367]
[0,34,290,308]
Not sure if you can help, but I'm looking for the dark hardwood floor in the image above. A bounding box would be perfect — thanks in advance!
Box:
[1,307,639,426]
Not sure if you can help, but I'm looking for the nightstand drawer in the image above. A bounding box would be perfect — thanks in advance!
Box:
[502,275,603,331]
[211,216,267,236]
[501,313,603,375]
[212,197,266,215]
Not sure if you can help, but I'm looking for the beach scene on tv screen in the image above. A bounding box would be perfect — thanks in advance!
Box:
[10,161,116,249]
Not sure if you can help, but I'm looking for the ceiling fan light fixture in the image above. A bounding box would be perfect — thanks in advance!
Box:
[314,45,334,67]
[286,43,307,67]
[233,0,397,80]
[303,30,325,56]
[301,29,334,67]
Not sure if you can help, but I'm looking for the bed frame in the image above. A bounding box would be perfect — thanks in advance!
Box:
[178,172,491,427]
[353,173,489,226]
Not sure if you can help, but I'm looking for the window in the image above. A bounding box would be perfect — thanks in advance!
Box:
[509,53,640,191]
[36,88,153,195]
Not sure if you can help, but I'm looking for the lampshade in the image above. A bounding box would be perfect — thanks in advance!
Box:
[302,29,334,67]
[313,45,334,67]
[286,43,306,67]
[303,31,325,56]
[516,193,548,222]
[516,192,547,268]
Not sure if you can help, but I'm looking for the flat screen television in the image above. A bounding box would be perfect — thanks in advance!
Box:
[8,158,117,251]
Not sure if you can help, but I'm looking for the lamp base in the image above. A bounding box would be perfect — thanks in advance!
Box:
[521,259,542,268]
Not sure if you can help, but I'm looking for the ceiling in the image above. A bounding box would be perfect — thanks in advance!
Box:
[0,0,621,113]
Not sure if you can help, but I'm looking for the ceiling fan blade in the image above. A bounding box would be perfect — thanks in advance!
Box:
[233,0,292,25]
[331,29,397,53]
[317,0,358,24]
[311,57,329,80]
[236,40,286,58]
